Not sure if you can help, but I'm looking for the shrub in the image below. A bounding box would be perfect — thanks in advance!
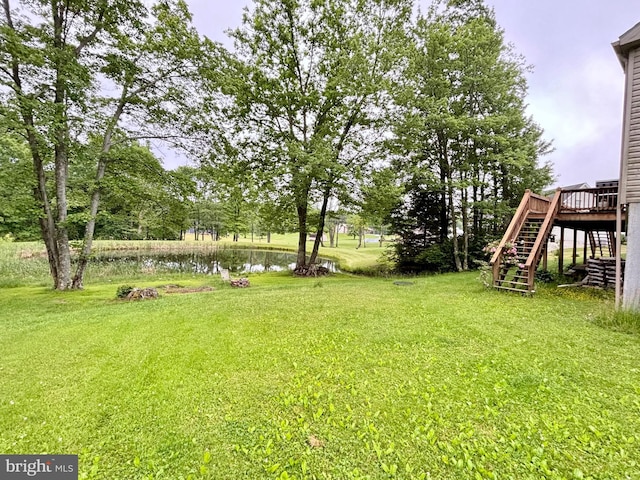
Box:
[116,285,134,299]
[535,269,556,283]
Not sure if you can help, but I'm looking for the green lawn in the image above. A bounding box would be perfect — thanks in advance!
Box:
[1,242,639,478]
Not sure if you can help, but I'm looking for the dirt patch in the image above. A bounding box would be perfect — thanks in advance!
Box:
[164,286,214,294]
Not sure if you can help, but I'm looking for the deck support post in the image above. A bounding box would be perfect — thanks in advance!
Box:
[616,203,623,309]
[559,227,565,274]
[572,229,577,265]
[583,231,588,264]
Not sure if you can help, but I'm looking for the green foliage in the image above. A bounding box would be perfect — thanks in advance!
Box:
[390,0,553,272]
[414,240,456,272]
[0,0,214,289]
[535,269,556,283]
[0,133,40,240]
[115,285,135,299]
[221,0,414,267]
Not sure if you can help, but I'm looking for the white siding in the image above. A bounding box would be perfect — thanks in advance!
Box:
[627,48,640,202]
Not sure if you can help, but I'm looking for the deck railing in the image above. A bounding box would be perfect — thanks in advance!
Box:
[559,187,618,213]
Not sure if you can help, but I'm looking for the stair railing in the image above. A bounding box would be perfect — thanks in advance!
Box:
[490,190,533,285]
[524,189,561,290]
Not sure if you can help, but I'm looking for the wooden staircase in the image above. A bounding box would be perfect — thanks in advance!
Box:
[588,231,616,258]
[490,190,561,294]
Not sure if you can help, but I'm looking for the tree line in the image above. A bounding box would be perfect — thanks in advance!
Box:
[0,0,552,289]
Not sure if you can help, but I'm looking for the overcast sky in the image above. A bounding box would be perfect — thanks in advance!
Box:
[181,0,638,189]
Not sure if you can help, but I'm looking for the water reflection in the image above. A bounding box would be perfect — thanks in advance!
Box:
[91,249,338,275]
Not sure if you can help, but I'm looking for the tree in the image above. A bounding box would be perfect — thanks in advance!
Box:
[96,142,190,240]
[360,167,403,247]
[0,132,39,240]
[390,0,552,272]
[0,0,211,289]
[221,0,412,273]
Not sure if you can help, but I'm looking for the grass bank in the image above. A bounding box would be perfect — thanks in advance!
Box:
[1,267,639,478]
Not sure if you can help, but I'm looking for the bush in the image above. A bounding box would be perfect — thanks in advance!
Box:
[535,269,556,283]
[116,285,134,299]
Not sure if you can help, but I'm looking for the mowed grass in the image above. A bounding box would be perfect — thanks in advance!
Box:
[1,262,640,478]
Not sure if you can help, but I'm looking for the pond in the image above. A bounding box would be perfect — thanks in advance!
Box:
[90,248,338,275]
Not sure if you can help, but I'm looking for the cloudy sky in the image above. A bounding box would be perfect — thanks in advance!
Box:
[182,0,638,189]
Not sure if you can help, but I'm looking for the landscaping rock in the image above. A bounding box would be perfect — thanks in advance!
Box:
[293,264,330,277]
[230,278,250,288]
[125,287,159,300]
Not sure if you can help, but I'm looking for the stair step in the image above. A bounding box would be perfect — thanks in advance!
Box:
[498,281,530,287]
[494,285,533,293]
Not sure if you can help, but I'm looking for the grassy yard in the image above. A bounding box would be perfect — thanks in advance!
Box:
[1,242,640,479]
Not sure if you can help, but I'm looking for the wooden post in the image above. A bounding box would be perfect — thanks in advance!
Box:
[583,231,588,264]
[616,203,623,309]
[572,229,577,265]
[559,227,565,274]
[543,243,548,271]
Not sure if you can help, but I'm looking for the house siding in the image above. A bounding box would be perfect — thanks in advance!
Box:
[626,48,640,202]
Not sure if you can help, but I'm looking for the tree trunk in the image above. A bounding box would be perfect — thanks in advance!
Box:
[73,94,127,288]
[295,179,311,269]
[309,185,331,264]
[461,183,469,271]
[434,137,449,244]
[296,203,308,268]
[51,6,73,289]
[29,124,60,286]
[448,182,462,272]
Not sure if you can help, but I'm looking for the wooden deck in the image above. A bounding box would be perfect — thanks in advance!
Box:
[555,187,624,230]
[490,186,625,293]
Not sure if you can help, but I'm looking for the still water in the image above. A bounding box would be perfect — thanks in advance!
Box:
[91,249,338,275]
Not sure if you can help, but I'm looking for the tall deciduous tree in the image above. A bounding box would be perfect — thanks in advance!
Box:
[0,0,211,289]
[221,0,412,273]
[391,0,552,272]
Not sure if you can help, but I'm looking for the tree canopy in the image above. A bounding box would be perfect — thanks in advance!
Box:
[0,0,554,285]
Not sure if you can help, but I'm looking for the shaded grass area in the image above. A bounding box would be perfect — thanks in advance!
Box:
[1,272,639,479]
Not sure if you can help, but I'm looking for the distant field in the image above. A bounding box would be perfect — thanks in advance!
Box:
[1,241,638,478]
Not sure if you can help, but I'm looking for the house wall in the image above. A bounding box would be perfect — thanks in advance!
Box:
[623,204,640,309]
[623,47,640,203]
